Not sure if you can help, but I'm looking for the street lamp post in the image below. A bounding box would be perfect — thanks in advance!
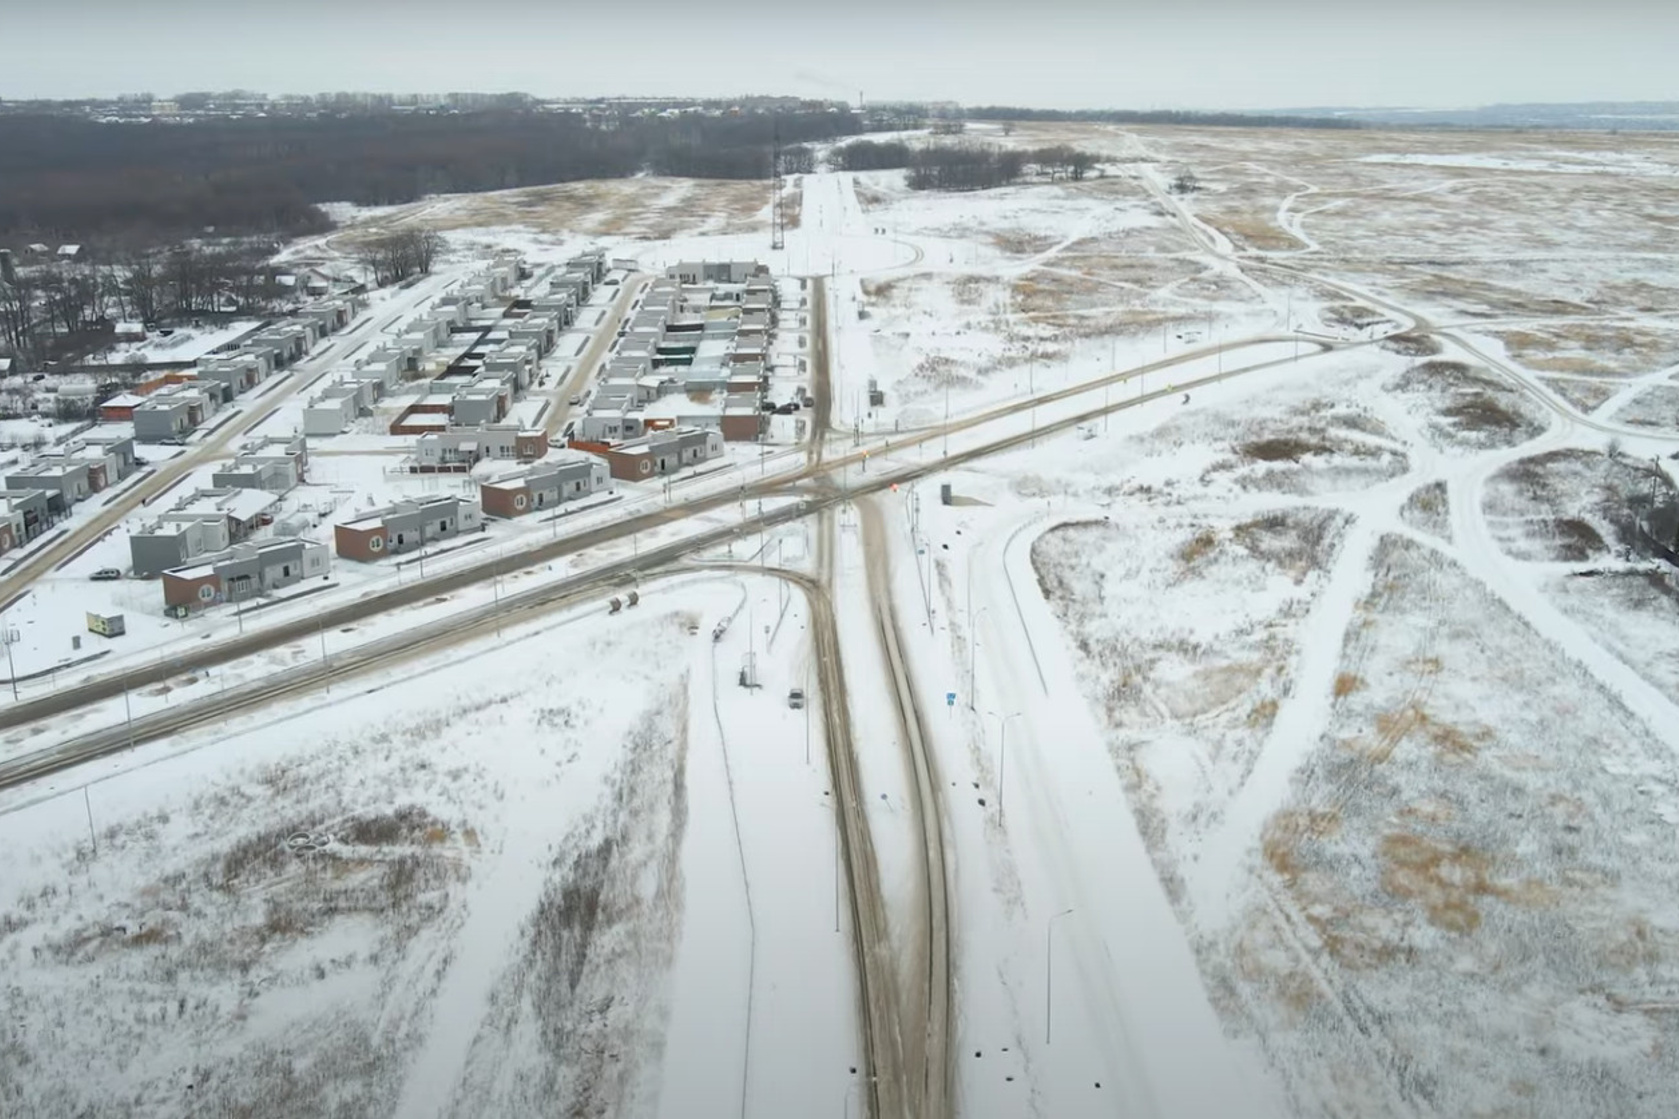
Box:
[986,709,1021,817]
[1047,907,1075,1045]
[968,606,988,711]
[1,624,19,701]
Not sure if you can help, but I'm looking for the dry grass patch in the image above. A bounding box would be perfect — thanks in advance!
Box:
[1354,701,1490,763]
[1322,303,1394,331]
[1401,482,1451,541]
[1614,385,1679,433]
[1198,207,1303,252]
[989,229,1062,256]
[1496,325,1679,378]
[1231,510,1341,580]
[1379,332,1443,357]
[1334,673,1364,699]
[1263,808,1344,881]
[1542,377,1621,413]
[1177,527,1219,566]
[1388,360,1548,449]
[1380,831,1556,936]
[1239,436,1334,462]
[853,180,894,211]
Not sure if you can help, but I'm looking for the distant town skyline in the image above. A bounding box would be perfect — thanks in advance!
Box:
[2,0,1674,111]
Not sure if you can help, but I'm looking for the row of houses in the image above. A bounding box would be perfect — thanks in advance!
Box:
[129,436,308,576]
[572,262,775,451]
[386,262,569,447]
[0,431,142,552]
[307,255,539,439]
[100,295,366,442]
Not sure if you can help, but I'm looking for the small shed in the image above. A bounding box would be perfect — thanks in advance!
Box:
[86,611,126,638]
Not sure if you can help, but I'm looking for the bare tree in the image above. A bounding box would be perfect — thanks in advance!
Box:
[122,253,163,324]
[0,273,38,358]
[358,228,442,287]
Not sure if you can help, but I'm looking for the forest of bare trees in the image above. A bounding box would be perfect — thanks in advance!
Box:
[904,144,1102,191]
[0,108,861,249]
[835,139,1099,187]
[0,244,291,364]
[833,140,913,171]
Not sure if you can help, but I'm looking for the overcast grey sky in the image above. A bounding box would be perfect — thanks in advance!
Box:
[1,0,1673,110]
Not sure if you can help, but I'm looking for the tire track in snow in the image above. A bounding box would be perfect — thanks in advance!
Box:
[1188,518,1381,928]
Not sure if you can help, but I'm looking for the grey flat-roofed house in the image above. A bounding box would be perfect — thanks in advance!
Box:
[568,251,607,283]
[131,515,230,577]
[78,432,137,478]
[0,488,51,540]
[334,494,483,561]
[479,456,607,518]
[161,537,330,611]
[212,454,301,494]
[451,383,508,427]
[6,462,91,512]
[132,395,199,442]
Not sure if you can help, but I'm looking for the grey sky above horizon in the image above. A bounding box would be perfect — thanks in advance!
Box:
[1,0,1673,110]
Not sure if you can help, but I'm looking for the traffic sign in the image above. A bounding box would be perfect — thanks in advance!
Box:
[946,692,956,707]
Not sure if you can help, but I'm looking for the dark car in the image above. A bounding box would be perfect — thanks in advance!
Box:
[89,568,122,581]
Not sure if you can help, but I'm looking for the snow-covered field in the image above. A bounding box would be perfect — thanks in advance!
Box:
[0,571,853,1118]
[7,120,1679,1118]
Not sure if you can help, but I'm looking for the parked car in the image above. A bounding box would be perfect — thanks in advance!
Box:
[89,568,122,581]
[788,687,805,710]
[568,395,582,406]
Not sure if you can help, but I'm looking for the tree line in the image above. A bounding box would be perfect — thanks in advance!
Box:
[0,109,861,249]
[354,228,442,288]
[834,140,1102,190]
[964,106,1362,130]
[0,243,291,362]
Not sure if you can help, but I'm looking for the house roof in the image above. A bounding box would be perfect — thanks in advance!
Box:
[173,488,279,523]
